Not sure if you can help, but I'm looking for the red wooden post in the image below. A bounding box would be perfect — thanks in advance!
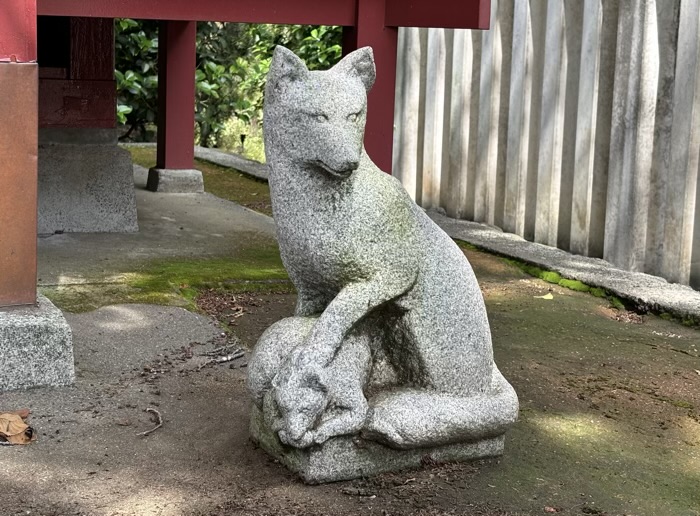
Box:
[155,20,197,171]
[343,0,398,174]
[0,0,38,307]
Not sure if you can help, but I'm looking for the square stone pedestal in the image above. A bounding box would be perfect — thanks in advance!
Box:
[0,295,74,391]
[147,168,204,193]
[250,406,505,484]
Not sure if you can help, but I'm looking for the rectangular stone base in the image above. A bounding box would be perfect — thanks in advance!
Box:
[39,139,138,233]
[147,168,204,193]
[0,295,74,391]
[249,405,505,484]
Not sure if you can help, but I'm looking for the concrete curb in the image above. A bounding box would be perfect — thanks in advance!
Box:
[120,143,700,320]
[194,146,270,181]
[428,210,700,321]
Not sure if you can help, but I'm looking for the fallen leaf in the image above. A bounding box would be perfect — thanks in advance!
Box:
[7,408,30,419]
[534,293,554,300]
[544,507,560,513]
[0,413,36,445]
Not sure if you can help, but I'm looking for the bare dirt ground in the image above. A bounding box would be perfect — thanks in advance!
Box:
[2,248,699,516]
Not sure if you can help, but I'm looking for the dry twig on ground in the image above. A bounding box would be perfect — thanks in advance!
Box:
[137,408,163,437]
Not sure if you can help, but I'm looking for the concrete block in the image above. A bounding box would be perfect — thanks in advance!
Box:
[147,168,204,193]
[38,143,138,233]
[0,295,74,391]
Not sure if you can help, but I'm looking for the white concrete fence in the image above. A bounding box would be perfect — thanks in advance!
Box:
[392,0,700,289]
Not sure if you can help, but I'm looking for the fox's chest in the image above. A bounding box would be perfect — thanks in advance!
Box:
[273,179,371,285]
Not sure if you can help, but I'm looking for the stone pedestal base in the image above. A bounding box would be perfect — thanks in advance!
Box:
[147,168,204,193]
[38,130,138,233]
[250,406,505,484]
[0,295,74,391]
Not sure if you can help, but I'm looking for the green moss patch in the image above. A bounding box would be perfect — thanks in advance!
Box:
[42,248,292,313]
[558,278,591,292]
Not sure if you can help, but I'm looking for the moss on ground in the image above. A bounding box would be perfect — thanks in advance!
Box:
[42,247,293,313]
[124,145,272,216]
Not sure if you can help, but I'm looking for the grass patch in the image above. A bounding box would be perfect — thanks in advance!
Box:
[127,145,157,169]
[455,239,479,252]
[123,145,272,216]
[197,160,272,216]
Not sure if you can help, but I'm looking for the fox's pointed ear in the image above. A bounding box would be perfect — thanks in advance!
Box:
[269,46,308,90]
[334,47,376,92]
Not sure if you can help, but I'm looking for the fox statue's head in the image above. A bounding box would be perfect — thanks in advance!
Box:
[264,45,376,179]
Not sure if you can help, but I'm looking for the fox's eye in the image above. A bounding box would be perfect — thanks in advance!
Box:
[348,112,361,122]
[315,114,328,123]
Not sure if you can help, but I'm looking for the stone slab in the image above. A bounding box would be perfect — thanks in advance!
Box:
[147,168,204,193]
[38,143,138,234]
[249,405,504,484]
[0,294,74,391]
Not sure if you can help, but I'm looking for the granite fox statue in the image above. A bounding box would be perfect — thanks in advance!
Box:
[247,46,518,450]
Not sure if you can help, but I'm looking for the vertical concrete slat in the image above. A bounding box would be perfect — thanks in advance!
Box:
[421,29,447,209]
[534,0,567,246]
[524,0,548,240]
[392,27,406,183]
[439,30,455,213]
[504,0,533,236]
[464,30,483,220]
[660,0,700,284]
[647,2,681,276]
[394,27,422,200]
[557,2,584,251]
[475,0,500,223]
[570,0,603,255]
[570,0,618,258]
[588,0,619,258]
[415,29,429,205]
[444,30,474,219]
[604,0,659,272]
[493,0,513,229]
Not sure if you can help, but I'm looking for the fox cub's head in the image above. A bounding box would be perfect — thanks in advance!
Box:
[272,349,329,447]
[264,46,376,178]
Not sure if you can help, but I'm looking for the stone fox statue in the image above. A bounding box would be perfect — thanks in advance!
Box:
[247,46,518,450]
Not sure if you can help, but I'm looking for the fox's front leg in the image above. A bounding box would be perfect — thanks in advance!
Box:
[303,272,417,366]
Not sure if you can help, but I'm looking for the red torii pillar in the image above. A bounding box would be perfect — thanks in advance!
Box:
[0,0,38,307]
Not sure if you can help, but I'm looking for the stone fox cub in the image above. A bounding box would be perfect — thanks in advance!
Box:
[248,46,518,450]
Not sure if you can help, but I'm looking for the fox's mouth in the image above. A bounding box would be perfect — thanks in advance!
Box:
[314,160,356,179]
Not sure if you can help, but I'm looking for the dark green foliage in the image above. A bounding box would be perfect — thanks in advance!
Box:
[115,21,342,147]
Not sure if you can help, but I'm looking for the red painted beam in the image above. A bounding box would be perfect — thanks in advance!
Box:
[0,0,37,62]
[156,20,196,170]
[344,0,398,174]
[37,0,356,26]
[385,0,490,29]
